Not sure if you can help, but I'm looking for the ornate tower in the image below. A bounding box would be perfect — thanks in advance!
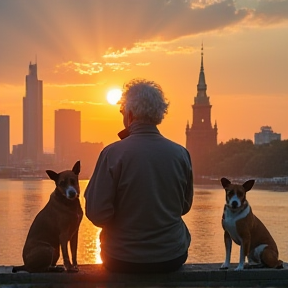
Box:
[186,45,217,177]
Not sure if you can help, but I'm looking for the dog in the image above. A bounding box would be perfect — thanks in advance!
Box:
[12,161,83,273]
[220,177,283,271]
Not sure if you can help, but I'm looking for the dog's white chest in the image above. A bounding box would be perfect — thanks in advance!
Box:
[222,205,250,245]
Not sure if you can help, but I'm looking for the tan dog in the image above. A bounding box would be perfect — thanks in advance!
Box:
[220,177,283,270]
[12,161,83,273]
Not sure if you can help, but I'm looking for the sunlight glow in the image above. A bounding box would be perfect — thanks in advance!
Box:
[106,88,122,105]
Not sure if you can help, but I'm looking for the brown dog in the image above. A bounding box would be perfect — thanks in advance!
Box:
[12,161,83,273]
[220,177,283,270]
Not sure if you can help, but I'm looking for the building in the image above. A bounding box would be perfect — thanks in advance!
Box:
[254,126,281,145]
[76,141,103,178]
[23,62,43,163]
[54,109,103,176]
[11,144,24,165]
[0,115,10,166]
[54,109,81,166]
[186,45,218,177]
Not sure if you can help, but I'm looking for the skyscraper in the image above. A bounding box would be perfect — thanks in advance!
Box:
[23,62,43,163]
[186,45,218,177]
[0,115,10,166]
[54,109,81,165]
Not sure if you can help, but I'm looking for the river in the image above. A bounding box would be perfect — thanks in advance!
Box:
[0,179,287,266]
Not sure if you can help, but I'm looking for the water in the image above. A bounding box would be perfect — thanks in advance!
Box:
[0,179,287,266]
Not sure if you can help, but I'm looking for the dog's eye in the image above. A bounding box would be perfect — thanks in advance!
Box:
[60,180,66,187]
[228,190,234,196]
[237,191,244,197]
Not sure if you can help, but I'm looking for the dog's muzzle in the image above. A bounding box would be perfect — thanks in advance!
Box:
[229,195,241,209]
[231,201,238,209]
[66,186,78,199]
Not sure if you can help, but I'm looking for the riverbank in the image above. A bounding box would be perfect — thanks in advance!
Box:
[194,177,288,192]
[1,263,288,287]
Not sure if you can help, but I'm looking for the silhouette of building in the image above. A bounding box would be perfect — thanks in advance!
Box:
[76,141,104,178]
[23,62,43,163]
[186,45,218,177]
[54,109,103,176]
[254,126,281,145]
[11,144,24,165]
[0,115,10,166]
[54,109,81,165]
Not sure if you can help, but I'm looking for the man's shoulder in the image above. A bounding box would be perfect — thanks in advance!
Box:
[163,137,188,151]
[102,140,122,152]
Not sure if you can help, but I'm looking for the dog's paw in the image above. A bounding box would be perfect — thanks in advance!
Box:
[48,265,65,273]
[220,263,229,270]
[276,261,284,269]
[234,265,244,271]
[66,265,79,273]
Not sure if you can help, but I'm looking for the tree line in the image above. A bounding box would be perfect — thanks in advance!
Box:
[197,139,288,178]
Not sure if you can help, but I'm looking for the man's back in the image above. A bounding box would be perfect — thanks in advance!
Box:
[86,122,192,263]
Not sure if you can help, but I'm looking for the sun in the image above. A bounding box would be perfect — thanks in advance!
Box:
[106,88,122,105]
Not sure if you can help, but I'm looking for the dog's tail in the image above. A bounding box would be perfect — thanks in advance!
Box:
[12,265,27,273]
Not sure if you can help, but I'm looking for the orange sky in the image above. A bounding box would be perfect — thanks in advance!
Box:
[0,0,287,153]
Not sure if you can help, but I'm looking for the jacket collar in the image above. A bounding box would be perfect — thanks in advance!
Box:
[117,121,160,140]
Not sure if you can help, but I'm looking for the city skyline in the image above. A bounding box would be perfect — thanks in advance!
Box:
[0,0,287,152]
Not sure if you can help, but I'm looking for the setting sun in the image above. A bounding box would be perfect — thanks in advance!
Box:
[106,88,122,105]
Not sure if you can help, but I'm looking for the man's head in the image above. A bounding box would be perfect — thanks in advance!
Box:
[119,78,169,127]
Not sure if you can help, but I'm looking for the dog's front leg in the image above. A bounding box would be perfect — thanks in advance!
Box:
[70,229,80,271]
[221,231,232,269]
[235,242,246,270]
[59,233,74,272]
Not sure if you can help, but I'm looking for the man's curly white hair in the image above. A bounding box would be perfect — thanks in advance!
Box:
[119,78,169,125]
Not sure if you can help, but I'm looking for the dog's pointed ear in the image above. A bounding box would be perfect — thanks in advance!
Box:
[221,178,231,189]
[72,161,81,175]
[242,180,255,192]
[46,170,59,182]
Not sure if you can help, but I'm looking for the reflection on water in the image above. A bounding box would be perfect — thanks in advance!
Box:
[0,179,287,266]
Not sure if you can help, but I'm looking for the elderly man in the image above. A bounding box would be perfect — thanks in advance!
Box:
[85,78,193,273]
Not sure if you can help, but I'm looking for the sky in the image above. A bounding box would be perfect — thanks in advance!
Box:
[0,0,287,153]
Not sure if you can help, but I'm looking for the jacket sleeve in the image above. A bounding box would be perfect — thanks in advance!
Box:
[182,150,194,215]
[84,149,116,227]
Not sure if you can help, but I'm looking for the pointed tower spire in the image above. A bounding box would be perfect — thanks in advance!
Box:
[197,42,207,94]
[195,43,209,104]
[200,42,204,73]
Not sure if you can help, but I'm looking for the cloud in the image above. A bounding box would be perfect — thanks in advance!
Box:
[104,62,131,72]
[54,60,131,76]
[0,0,287,84]
[2,0,287,54]
[255,0,288,24]
[45,83,100,88]
[136,63,151,67]
[59,99,104,106]
[55,61,104,75]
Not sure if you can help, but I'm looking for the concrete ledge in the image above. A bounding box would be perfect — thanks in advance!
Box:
[1,263,288,287]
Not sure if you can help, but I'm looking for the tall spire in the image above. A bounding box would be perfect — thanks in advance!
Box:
[195,43,209,103]
[197,42,207,93]
[200,42,204,73]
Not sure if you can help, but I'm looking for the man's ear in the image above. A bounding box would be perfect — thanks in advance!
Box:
[128,110,135,126]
